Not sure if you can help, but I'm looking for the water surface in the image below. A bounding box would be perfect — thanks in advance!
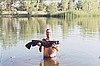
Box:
[0,17,100,66]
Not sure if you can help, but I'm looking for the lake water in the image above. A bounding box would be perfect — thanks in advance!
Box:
[0,17,100,66]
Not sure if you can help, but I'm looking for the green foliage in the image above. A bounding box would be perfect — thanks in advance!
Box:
[0,5,2,14]
[1,0,100,17]
[30,2,37,11]
[24,1,37,14]
[46,2,58,13]
[61,0,69,11]
[77,0,99,11]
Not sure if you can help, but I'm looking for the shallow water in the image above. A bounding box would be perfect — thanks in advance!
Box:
[0,17,100,66]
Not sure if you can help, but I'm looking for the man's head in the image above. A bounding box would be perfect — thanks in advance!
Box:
[46,29,52,38]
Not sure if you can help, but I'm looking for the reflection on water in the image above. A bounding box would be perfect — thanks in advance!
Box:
[40,57,60,66]
[1,17,100,48]
[0,17,100,66]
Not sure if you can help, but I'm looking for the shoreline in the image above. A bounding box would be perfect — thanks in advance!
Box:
[1,11,100,18]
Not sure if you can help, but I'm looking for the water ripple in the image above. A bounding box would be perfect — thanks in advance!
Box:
[60,49,99,66]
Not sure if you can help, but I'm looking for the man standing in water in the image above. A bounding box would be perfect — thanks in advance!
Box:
[38,29,59,58]
[38,29,60,66]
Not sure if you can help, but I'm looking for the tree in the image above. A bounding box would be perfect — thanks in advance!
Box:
[61,0,69,11]
[46,2,58,13]
[61,0,74,11]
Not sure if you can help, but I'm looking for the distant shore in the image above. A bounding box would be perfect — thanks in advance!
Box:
[0,11,66,18]
[1,11,100,18]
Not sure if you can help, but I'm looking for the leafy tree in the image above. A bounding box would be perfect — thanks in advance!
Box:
[80,0,99,11]
[46,2,58,13]
[61,0,69,11]
[67,0,74,11]
[74,0,83,10]
[61,0,74,11]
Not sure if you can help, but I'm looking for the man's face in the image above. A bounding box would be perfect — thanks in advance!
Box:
[46,30,52,38]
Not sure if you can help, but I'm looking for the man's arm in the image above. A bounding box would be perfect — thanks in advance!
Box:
[37,42,42,52]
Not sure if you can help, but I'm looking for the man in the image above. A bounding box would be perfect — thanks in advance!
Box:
[38,29,59,58]
[38,29,60,66]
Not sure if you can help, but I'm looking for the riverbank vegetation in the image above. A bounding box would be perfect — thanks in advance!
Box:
[0,0,100,17]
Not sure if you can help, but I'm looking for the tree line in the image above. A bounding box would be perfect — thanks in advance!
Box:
[0,0,100,15]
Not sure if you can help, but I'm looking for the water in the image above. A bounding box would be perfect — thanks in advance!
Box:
[0,17,100,66]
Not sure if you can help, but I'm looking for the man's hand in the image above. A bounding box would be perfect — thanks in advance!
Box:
[52,44,59,51]
[37,42,41,46]
[52,44,57,48]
